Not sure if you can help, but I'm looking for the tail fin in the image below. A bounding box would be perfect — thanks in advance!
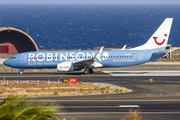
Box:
[131,18,173,51]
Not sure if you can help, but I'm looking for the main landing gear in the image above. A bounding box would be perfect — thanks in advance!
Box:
[19,71,22,74]
[84,68,93,74]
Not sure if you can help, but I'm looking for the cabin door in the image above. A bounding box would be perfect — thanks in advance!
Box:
[21,54,26,63]
[138,52,143,61]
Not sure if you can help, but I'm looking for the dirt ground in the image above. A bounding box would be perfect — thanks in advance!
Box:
[0,80,126,97]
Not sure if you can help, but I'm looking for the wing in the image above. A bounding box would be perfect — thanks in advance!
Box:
[73,46,104,68]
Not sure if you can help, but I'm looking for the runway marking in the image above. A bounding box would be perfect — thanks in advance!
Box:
[119,105,140,108]
[56,112,180,114]
[103,71,180,76]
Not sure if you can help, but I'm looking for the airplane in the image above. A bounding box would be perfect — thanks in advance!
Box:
[3,18,176,74]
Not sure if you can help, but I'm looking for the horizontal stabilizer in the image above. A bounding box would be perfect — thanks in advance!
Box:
[153,48,177,55]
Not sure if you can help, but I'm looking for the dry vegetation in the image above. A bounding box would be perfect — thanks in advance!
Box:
[0,80,127,97]
[121,109,142,120]
[155,49,180,62]
[0,68,56,72]
[155,58,180,62]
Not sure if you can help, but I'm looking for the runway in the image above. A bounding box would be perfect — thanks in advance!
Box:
[1,64,180,120]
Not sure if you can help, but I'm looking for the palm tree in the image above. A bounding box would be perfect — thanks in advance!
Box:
[0,95,61,120]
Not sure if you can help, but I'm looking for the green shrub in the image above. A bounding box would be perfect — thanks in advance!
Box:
[88,91,93,94]
[54,91,59,95]
[106,90,111,93]
[101,90,106,93]
[119,87,126,92]
[106,86,110,90]
[115,89,120,93]
[100,87,106,90]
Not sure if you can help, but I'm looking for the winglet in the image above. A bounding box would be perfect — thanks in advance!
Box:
[94,46,104,62]
[121,45,127,50]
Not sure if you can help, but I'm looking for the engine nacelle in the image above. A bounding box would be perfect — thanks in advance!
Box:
[57,62,74,72]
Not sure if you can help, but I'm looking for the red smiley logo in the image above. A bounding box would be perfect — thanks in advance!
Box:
[153,34,167,45]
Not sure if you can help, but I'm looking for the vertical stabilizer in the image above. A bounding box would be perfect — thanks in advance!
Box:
[131,18,173,51]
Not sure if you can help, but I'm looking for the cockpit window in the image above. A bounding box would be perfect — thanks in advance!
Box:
[10,57,16,59]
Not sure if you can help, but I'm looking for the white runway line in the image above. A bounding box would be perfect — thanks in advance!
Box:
[119,105,140,108]
[103,71,180,76]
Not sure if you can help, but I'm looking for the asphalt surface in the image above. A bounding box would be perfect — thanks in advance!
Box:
[1,64,180,120]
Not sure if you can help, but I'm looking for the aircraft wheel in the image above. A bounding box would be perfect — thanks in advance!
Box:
[89,68,93,74]
[84,69,89,74]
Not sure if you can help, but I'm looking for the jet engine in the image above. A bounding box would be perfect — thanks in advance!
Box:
[57,62,74,72]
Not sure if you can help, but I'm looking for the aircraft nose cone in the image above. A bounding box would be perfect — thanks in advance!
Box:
[3,59,9,66]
